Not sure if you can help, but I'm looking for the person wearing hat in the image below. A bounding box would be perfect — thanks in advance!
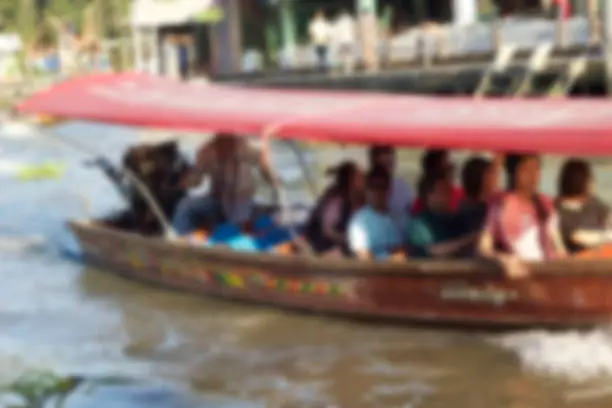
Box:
[347,165,406,260]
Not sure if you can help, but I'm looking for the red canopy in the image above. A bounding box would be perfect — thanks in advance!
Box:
[17,73,612,156]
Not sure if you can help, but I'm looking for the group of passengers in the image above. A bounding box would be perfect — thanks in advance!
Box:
[170,134,611,278]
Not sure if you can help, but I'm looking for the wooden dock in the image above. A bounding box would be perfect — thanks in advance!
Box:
[221,44,605,96]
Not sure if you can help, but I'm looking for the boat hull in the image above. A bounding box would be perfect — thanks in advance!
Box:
[70,220,612,329]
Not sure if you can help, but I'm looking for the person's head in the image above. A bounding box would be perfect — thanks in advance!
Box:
[461,157,496,201]
[326,161,364,195]
[338,8,351,18]
[421,149,454,178]
[505,153,541,194]
[418,172,454,212]
[369,145,396,174]
[558,158,593,199]
[365,165,392,211]
[213,133,240,156]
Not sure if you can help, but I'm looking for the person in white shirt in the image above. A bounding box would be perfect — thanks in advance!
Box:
[368,145,415,226]
[333,10,356,74]
[309,9,331,70]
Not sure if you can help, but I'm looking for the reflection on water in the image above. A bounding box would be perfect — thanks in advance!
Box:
[2,123,612,406]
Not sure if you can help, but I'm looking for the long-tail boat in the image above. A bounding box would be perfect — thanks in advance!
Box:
[16,73,612,329]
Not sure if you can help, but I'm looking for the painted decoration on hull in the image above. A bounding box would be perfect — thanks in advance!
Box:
[439,284,519,306]
[80,238,355,299]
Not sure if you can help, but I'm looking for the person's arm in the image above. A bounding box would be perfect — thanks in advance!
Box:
[408,219,477,258]
[321,199,345,245]
[478,206,529,279]
[185,144,212,188]
[548,212,568,258]
[347,218,372,260]
[254,140,281,189]
[478,228,495,256]
[428,233,479,258]
[567,199,612,247]
[571,230,612,247]
[406,219,435,257]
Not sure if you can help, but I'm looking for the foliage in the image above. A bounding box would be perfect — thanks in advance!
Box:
[0,0,131,44]
[0,0,18,30]
[0,371,83,408]
[0,371,134,408]
[44,0,91,31]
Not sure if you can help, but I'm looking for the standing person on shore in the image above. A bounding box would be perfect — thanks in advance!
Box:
[333,9,357,75]
[309,9,331,70]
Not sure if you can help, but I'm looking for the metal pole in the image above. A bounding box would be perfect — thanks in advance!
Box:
[587,0,601,43]
[279,0,297,66]
[35,127,178,239]
[605,0,612,95]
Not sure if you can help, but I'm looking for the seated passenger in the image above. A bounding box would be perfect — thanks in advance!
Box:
[368,145,414,225]
[556,159,610,253]
[172,134,280,235]
[347,165,405,260]
[97,141,192,235]
[406,173,479,258]
[458,156,499,233]
[303,161,364,254]
[411,149,464,215]
[479,153,566,270]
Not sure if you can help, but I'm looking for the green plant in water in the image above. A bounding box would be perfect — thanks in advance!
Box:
[1,371,83,408]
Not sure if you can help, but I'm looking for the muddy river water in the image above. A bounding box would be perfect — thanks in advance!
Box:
[2,122,612,407]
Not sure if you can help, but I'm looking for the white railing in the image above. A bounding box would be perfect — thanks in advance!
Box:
[283,16,592,70]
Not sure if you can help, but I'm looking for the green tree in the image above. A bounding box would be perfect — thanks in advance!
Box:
[45,0,91,31]
[0,0,19,30]
[17,0,38,42]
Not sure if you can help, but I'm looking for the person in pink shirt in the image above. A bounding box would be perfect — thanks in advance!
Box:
[479,153,567,278]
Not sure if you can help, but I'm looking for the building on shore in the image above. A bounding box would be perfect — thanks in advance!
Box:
[129,0,605,77]
[130,0,246,77]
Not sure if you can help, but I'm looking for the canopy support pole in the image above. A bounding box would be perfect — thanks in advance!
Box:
[285,140,318,199]
[605,0,612,95]
[35,126,178,240]
[261,127,314,256]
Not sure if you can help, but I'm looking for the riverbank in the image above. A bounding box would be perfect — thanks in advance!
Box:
[0,75,61,110]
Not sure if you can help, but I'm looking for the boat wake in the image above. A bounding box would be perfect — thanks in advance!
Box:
[0,121,37,140]
[0,160,27,176]
[491,328,612,384]
[0,235,46,253]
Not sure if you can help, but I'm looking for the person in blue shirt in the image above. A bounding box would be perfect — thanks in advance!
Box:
[347,165,405,260]
[407,172,479,258]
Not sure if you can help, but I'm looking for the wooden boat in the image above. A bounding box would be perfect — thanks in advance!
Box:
[17,73,612,329]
